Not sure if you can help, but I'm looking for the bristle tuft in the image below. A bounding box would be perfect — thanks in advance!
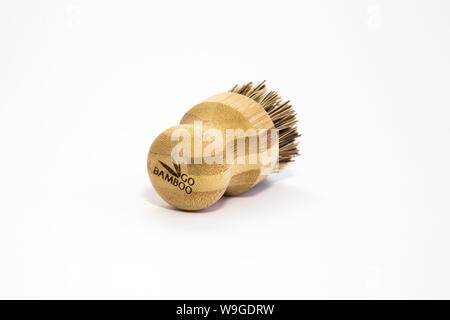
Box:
[229,81,300,168]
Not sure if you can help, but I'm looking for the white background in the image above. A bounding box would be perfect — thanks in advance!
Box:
[0,0,449,299]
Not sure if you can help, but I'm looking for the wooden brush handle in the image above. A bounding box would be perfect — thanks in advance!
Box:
[147,92,278,211]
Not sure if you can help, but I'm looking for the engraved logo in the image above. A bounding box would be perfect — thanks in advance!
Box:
[153,160,195,194]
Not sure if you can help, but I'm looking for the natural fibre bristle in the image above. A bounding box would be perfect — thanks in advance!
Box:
[229,81,300,169]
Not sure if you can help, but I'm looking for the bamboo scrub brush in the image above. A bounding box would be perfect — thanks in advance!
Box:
[147,81,300,211]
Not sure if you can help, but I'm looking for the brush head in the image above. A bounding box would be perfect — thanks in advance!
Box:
[229,81,301,169]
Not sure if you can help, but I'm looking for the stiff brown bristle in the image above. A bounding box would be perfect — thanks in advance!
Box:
[229,81,301,169]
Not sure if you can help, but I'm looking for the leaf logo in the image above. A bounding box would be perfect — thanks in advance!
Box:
[159,160,181,178]
[153,160,195,194]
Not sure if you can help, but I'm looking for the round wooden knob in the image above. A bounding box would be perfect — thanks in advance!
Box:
[147,124,233,211]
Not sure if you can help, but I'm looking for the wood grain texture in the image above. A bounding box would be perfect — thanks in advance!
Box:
[147,92,278,211]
